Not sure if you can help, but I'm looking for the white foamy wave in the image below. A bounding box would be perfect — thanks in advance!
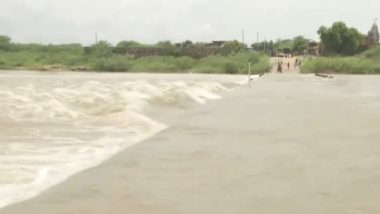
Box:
[0,74,245,209]
[0,135,152,208]
[2,80,231,122]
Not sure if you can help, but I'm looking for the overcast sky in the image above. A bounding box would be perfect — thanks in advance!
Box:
[0,0,379,45]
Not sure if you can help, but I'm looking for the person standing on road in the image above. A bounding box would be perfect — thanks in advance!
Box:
[277,61,282,73]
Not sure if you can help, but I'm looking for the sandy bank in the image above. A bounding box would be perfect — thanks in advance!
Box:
[1,74,380,214]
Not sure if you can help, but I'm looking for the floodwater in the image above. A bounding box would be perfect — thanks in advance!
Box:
[1,72,380,214]
[0,71,246,208]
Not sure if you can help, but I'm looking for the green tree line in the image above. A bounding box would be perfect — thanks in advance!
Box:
[0,36,270,74]
[251,36,310,56]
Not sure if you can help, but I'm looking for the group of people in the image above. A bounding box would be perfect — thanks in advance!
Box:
[276,58,302,73]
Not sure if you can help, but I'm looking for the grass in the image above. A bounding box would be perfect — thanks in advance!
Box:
[131,56,195,72]
[192,53,270,74]
[0,49,270,74]
[0,44,86,70]
[92,56,133,72]
[301,46,380,74]
[357,46,380,60]
[91,52,270,74]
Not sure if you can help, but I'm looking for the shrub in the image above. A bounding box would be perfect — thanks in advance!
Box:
[0,36,271,74]
[92,56,132,72]
[174,56,196,70]
[357,46,380,60]
[224,62,239,74]
[301,57,380,74]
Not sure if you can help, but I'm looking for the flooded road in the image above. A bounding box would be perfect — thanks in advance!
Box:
[1,72,380,214]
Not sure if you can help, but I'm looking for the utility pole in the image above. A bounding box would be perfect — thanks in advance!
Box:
[242,29,245,45]
[257,32,259,52]
[248,62,251,88]
[275,43,278,63]
[264,39,266,55]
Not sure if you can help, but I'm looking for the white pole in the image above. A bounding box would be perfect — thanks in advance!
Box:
[248,62,251,88]
[257,32,259,52]
[242,29,245,45]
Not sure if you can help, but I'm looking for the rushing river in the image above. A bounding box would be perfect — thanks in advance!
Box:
[0,71,246,208]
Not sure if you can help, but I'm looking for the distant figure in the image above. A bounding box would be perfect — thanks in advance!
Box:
[287,62,290,70]
[277,61,282,73]
[294,58,298,68]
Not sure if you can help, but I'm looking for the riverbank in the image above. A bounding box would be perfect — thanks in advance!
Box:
[2,73,380,214]
[0,37,270,74]
[301,46,380,74]
[0,53,270,74]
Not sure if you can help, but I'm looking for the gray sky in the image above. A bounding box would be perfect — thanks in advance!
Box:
[0,0,379,45]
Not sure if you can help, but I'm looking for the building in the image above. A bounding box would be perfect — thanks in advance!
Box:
[206,41,227,48]
[367,21,379,45]
[307,41,320,56]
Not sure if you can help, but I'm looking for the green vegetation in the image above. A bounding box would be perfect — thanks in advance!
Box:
[251,36,312,56]
[301,46,380,74]
[318,22,365,55]
[92,56,133,72]
[357,46,380,60]
[0,36,270,74]
[301,21,380,74]
[277,39,293,53]
[301,56,380,74]
[292,36,309,54]
[116,40,150,49]
[0,43,86,70]
[193,53,270,74]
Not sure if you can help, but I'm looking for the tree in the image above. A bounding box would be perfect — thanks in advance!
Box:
[116,41,144,49]
[155,41,174,48]
[318,22,365,55]
[274,39,294,54]
[181,40,194,48]
[251,40,276,56]
[193,42,207,48]
[224,40,247,54]
[91,40,113,57]
[292,36,309,54]
[0,35,11,51]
